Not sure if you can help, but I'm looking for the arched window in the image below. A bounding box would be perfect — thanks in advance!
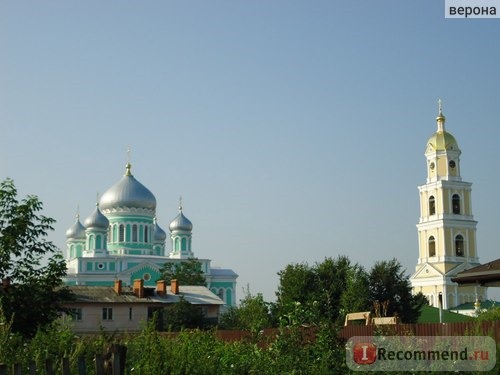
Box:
[132,224,138,242]
[452,194,460,214]
[119,225,125,242]
[455,234,464,256]
[217,288,224,301]
[96,235,102,249]
[144,226,149,243]
[181,238,187,251]
[429,196,436,215]
[428,236,436,257]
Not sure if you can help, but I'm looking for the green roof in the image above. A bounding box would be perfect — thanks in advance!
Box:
[417,305,473,323]
[451,300,498,311]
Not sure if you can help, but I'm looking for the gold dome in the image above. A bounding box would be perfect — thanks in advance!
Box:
[427,130,459,152]
[427,99,459,152]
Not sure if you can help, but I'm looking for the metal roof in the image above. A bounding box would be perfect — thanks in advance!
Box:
[451,258,500,287]
[67,285,224,305]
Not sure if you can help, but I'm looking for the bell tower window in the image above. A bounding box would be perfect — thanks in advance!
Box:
[429,196,436,215]
[428,236,436,257]
[119,225,125,242]
[452,194,460,214]
[455,234,464,257]
[132,224,138,242]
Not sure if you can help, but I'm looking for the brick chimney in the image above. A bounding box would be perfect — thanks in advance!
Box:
[156,280,167,296]
[171,279,179,295]
[133,279,144,298]
[114,279,122,295]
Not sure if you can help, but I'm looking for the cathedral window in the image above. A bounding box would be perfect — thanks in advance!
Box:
[452,194,460,214]
[119,225,125,242]
[145,226,149,243]
[217,288,224,301]
[429,196,436,215]
[455,234,464,257]
[132,224,138,242]
[181,238,187,251]
[428,236,436,257]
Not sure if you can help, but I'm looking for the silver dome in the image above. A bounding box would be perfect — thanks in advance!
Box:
[66,216,86,239]
[154,220,167,241]
[169,211,193,232]
[99,163,156,212]
[84,204,109,230]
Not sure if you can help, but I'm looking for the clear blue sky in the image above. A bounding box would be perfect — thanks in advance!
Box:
[1,1,499,302]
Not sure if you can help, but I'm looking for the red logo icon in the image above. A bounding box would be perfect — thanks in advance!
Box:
[353,342,377,365]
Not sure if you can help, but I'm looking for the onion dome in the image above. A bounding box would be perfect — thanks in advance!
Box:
[426,100,459,152]
[84,203,109,230]
[99,163,156,212]
[66,214,86,239]
[169,200,193,232]
[154,218,167,241]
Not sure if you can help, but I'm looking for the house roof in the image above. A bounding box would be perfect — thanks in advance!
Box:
[67,285,224,305]
[451,258,500,287]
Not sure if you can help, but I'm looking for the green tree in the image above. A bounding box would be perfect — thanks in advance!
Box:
[368,258,427,323]
[274,262,316,324]
[219,285,272,332]
[476,306,500,321]
[0,178,72,337]
[275,256,370,326]
[165,296,204,331]
[160,257,206,286]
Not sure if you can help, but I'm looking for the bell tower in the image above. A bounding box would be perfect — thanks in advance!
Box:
[410,101,487,309]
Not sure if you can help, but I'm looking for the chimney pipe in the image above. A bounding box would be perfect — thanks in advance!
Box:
[114,279,122,295]
[171,279,179,295]
[157,280,166,296]
[133,279,144,298]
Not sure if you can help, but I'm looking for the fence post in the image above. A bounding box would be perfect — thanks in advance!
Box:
[95,354,105,375]
[45,358,54,375]
[112,344,127,375]
[12,363,22,375]
[28,360,36,375]
[62,357,71,375]
[77,356,87,375]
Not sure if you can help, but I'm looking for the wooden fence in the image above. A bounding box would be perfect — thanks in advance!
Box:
[0,345,126,375]
[1,322,497,374]
[339,321,500,342]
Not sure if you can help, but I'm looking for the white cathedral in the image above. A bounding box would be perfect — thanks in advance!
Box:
[410,102,487,309]
[64,162,238,306]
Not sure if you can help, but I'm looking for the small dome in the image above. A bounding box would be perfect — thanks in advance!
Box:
[169,211,193,232]
[154,219,167,242]
[66,215,86,239]
[84,204,109,230]
[427,130,459,152]
[100,163,156,212]
[427,100,460,152]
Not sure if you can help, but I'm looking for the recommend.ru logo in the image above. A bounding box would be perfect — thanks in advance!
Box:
[346,336,496,372]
